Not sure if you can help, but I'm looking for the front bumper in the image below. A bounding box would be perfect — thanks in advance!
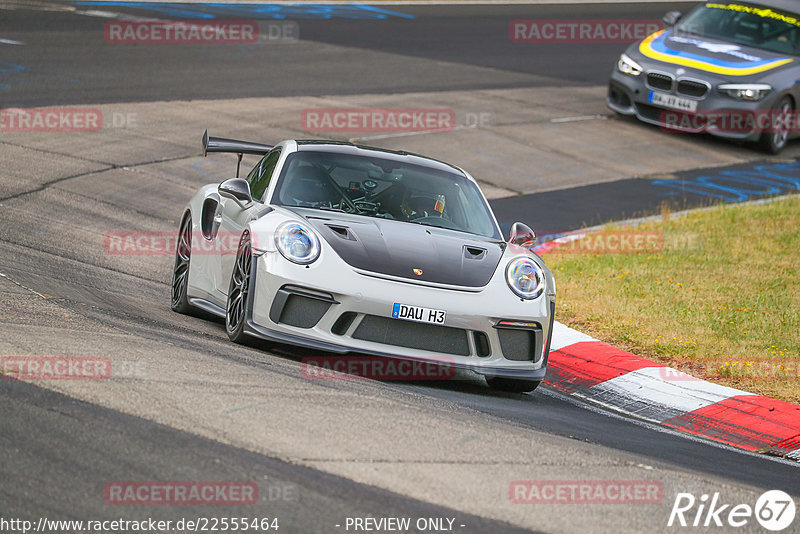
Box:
[243,247,554,380]
[608,69,779,142]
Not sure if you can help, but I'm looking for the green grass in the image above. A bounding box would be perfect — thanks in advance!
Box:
[544,196,800,402]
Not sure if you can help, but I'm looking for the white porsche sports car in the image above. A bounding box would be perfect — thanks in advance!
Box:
[171,131,555,392]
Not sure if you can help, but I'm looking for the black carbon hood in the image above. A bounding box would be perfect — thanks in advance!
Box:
[298,210,505,288]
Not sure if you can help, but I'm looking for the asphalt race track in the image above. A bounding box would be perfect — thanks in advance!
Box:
[2,1,699,106]
[1,2,799,534]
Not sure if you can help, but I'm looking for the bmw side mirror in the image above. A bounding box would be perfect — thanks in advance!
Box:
[218,178,253,208]
[508,222,536,251]
[662,11,681,27]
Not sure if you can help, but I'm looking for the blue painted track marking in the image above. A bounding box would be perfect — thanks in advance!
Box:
[73,2,415,20]
[652,160,800,202]
[0,62,25,73]
[0,62,25,89]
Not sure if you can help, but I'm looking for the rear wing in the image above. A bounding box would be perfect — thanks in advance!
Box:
[201,129,273,177]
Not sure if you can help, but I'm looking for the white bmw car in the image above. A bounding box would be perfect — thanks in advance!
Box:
[171,131,555,392]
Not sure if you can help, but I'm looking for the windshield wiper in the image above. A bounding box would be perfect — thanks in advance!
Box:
[314,206,347,213]
[407,220,447,230]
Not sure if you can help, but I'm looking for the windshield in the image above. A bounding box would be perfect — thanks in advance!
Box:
[272,150,501,239]
[675,2,800,55]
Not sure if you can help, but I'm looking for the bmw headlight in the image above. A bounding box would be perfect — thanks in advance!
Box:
[274,222,320,264]
[718,83,771,102]
[506,257,545,300]
[617,53,643,77]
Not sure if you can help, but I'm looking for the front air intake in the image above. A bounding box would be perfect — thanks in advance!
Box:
[495,322,542,362]
[269,286,335,329]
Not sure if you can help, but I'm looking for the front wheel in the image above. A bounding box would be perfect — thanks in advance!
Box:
[226,231,253,344]
[759,96,793,154]
[486,377,541,393]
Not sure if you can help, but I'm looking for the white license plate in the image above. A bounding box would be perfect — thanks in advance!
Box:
[649,91,697,112]
[392,303,446,325]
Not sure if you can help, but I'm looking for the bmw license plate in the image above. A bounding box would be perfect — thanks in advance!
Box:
[392,303,446,325]
[648,91,697,112]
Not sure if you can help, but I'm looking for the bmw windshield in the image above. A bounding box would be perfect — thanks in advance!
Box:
[675,2,800,55]
[272,150,502,240]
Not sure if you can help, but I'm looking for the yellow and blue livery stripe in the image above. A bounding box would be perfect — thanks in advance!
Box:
[639,30,793,75]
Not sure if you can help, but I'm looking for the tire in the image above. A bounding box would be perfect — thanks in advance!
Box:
[486,377,541,393]
[759,96,793,155]
[226,231,253,344]
[170,213,194,314]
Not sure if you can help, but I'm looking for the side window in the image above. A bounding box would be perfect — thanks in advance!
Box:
[248,149,281,202]
[245,158,263,184]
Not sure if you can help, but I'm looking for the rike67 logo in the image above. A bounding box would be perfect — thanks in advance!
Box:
[668,490,796,531]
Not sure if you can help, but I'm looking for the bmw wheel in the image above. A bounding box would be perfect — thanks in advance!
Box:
[226,231,253,344]
[486,377,541,393]
[171,213,194,314]
[760,96,793,154]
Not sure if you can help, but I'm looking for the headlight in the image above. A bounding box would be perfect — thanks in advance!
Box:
[274,222,320,264]
[718,83,772,102]
[617,53,643,76]
[505,257,545,300]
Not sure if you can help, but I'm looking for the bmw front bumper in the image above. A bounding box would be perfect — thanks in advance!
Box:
[607,67,782,142]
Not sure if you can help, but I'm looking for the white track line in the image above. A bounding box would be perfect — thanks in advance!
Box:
[550,114,607,123]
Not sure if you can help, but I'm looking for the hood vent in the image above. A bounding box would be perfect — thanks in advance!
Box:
[464,246,487,259]
[326,224,356,241]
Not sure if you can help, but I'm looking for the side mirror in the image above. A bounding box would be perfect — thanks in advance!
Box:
[218,178,252,208]
[508,222,536,250]
[662,11,681,27]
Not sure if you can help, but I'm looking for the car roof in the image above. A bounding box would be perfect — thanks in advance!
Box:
[293,140,468,178]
